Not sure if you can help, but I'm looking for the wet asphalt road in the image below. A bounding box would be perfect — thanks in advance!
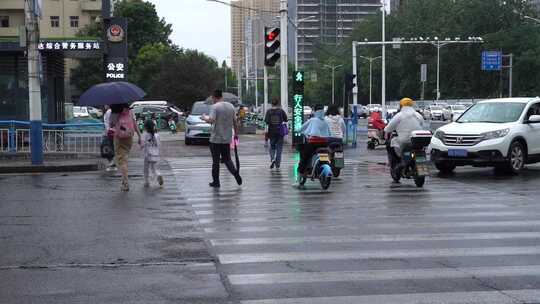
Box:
[168,140,540,304]
[2,132,540,303]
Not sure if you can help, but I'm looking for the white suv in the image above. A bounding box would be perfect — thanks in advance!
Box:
[430,98,540,174]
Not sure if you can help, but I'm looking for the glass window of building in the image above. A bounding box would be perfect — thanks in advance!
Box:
[50,16,60,28]
[70,16,79,28]
[0,16,9,28]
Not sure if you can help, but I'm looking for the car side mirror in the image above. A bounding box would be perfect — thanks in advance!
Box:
[528,115,540,123]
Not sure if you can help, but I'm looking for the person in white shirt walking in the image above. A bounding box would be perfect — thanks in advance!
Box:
[103,105,116,171]
[141,119,164,188]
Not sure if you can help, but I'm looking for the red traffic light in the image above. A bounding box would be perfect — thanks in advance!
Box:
[265,28,280,42]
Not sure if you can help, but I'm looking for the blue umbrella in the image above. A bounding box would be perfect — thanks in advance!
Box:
[78,81,146,106]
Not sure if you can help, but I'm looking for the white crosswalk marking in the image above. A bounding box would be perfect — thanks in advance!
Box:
[169,155,540,304]
[240,289,540,304]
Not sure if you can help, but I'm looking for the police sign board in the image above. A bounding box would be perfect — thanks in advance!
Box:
[103,17,128,82]
[481,51,502,71]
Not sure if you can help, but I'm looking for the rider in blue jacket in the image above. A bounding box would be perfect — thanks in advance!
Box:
[298,105,331,175]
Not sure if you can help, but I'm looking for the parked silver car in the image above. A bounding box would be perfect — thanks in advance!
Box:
[185,101,212,145]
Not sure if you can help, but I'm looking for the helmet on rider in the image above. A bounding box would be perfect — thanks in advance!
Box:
[400,97,415,108]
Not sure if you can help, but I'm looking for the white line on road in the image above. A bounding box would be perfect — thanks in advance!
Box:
[218,245,540,264]
[204,220,540,233]
[197,211,528,224]
[210,231,540,246]
[240,289,540,304]
[229,265,540,285]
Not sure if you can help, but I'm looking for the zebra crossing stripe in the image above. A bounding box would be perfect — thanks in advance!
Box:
[239,289,540,304]
[228,265,540,285]
[197,211,528,224]
[209,231,540,246]
[204,220,540,233]
[218,245,540,264]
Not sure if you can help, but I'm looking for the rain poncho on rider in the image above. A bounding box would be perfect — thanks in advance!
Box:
[384,97,425,155]
[298,106,331,175]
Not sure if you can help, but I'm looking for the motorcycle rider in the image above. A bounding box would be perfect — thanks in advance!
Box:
[384,97,425,167]
[298,105,331,176]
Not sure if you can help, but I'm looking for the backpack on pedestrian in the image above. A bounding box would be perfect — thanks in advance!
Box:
[115,110,135,139]
[266,108,287,137]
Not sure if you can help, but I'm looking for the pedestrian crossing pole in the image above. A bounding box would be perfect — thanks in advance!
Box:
[25,0,43,165]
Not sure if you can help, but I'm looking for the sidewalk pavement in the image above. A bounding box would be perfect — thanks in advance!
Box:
[0,160,232,304]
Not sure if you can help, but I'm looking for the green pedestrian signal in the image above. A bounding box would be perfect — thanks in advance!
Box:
[295,71,303,82]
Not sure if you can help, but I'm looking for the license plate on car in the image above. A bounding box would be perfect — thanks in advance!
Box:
[416,156,427,163]
[448,149,468,157]
[335,152,344,159]
[319,154,329,162]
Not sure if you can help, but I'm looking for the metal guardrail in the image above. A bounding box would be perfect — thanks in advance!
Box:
[0,129,9,152]
[0,120,105,154]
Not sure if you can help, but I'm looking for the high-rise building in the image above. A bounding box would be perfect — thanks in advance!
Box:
[296,0,381,67]
[230,0,280,77]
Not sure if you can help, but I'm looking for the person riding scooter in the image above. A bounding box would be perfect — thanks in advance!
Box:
[384,98,425,168]
[298,105,331,176]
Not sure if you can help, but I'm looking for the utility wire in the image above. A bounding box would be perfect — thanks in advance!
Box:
[206,0,280,14]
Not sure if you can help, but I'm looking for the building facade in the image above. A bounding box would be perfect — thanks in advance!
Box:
[231,0,280,76]
[296,0,380,67]
[0,0,101,122]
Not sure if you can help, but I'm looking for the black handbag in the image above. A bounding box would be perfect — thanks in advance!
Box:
[100,136,115,159]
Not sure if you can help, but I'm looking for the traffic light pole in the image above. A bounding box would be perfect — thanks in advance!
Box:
[264,66,269,115]
[352,42,358,105]
[280,0,288,112]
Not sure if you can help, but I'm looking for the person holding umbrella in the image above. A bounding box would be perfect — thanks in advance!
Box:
[111,103,141,191]
[78,81,145,192]
[201,90,242,188]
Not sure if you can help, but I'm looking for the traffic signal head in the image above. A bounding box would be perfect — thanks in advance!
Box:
[345,73,356,91]
[264,27,281,67]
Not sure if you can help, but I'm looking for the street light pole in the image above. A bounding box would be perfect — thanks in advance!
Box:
[359,56,381,106]
[381,0,386,115]
[237,61,242,101]
[254,42,258,110]
[436,42,441,100]
[324,64,343,105]
[352,42,358,105]
[353,37,483,103]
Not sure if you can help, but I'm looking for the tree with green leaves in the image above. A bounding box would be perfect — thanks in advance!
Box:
[306,0,540,104]
[114,0,172,60]
[72,0,172,94]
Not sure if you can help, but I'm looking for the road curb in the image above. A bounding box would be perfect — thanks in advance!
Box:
[0,162,100,174]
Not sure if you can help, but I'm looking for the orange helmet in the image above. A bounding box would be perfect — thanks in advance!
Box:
[400,97,415,107]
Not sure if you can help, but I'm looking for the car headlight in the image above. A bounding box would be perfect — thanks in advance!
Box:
[186,120,197,125]
[482,128,510,140]
[434,130,445,141]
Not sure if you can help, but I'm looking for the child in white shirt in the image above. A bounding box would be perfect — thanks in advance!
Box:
[142,120,163,187]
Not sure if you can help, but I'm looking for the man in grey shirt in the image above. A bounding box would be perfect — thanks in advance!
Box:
[201,90,242,188]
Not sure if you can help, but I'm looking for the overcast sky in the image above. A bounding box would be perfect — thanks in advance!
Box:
[150,0,231,65]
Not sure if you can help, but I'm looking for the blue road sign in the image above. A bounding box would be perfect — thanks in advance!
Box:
[482,51,502,71]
